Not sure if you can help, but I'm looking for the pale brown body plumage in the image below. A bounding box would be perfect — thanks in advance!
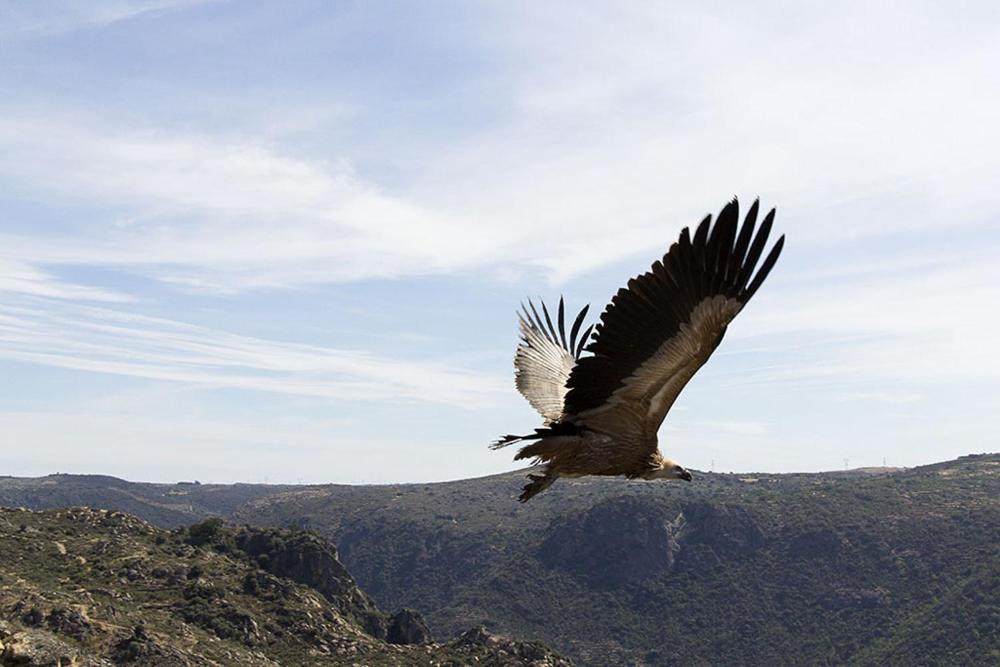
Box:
[493,199,785,501]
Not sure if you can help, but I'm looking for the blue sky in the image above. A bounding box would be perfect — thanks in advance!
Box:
[1,0,998,483]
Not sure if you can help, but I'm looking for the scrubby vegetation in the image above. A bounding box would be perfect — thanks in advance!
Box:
[238,454,1000,666]
[2,454,997,665]
[0,508,569,665]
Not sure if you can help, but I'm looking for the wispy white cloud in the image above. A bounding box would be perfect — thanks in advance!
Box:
[0,259,133,302]
[0,295,505,407]
[413,1,1000,274]
[837,391,924,405]
[4,0,1000,294]
[0,0,216,37]
[727,250,1000,385]
[0,115,506,292]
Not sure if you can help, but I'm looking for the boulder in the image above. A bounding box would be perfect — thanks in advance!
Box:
[386,609,431,645]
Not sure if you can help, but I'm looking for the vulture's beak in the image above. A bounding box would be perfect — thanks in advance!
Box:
[680,469,693,482]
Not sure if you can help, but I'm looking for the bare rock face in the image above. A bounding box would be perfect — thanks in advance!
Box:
[234,529,362,602]
[386,608,431,645]
[233,526,383,629]
[539,496,766,585]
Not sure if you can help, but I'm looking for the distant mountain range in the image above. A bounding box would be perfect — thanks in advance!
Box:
[2,454,997,666]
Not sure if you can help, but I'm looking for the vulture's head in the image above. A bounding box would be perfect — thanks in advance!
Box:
[642,458,692,482]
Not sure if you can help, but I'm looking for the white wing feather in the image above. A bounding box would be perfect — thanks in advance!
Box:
[514,315,576,424]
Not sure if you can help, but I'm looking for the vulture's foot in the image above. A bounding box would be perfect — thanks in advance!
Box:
[519,471,557,502]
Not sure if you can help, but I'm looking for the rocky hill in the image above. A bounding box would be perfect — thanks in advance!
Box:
[0,507,569,666]
[1,454,997,665]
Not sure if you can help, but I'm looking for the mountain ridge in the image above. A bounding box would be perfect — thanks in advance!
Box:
[2,453,997,665]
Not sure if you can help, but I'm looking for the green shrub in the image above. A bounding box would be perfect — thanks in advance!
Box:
[186,518,225,546]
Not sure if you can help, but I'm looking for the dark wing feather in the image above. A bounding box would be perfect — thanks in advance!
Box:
[514,298,593,424]
[563,199,784,447]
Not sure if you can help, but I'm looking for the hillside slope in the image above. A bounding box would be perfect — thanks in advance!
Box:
[2,454,997,665]
[232,454,1000,666]
[0,507,569,666]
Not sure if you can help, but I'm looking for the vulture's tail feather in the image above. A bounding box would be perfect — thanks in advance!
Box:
[490,432,538,450]
[513,437,570,462]
[489,421,581,451]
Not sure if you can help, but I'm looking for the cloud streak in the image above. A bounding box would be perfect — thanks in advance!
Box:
[4,0,1000,294]
[0,259,133,302]
[0,295,505,407]
[0,116,503,292]
[0,0,216,37]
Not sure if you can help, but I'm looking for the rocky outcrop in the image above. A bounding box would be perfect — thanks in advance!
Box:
[386,609,431,645]
[1,508,572,666]
[233,526,383,628]
[231,526,435,645]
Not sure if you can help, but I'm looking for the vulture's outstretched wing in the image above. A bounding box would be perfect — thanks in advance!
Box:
[514,298,592,424]
[563,198,784,448]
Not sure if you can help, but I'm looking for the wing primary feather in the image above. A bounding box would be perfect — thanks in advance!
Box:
[690,214,711,296]
[519,302,534,329]
[710,201,739,295]
[575,324,594,358]
[692,214,711,254]
[557,297,568,350]
[705,209,725,270]
[744,234,785,300]
[705,207,726,262]
[540,300,559,344]
[736,208,775,293]
[527,299,545,334]
[569,304,589,355]
[673,228,696,310]
[728,201,758,293]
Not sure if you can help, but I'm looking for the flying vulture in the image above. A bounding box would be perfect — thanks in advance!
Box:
[492,198,785,501]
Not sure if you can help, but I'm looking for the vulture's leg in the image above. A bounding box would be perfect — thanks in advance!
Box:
[519,468,558,502]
